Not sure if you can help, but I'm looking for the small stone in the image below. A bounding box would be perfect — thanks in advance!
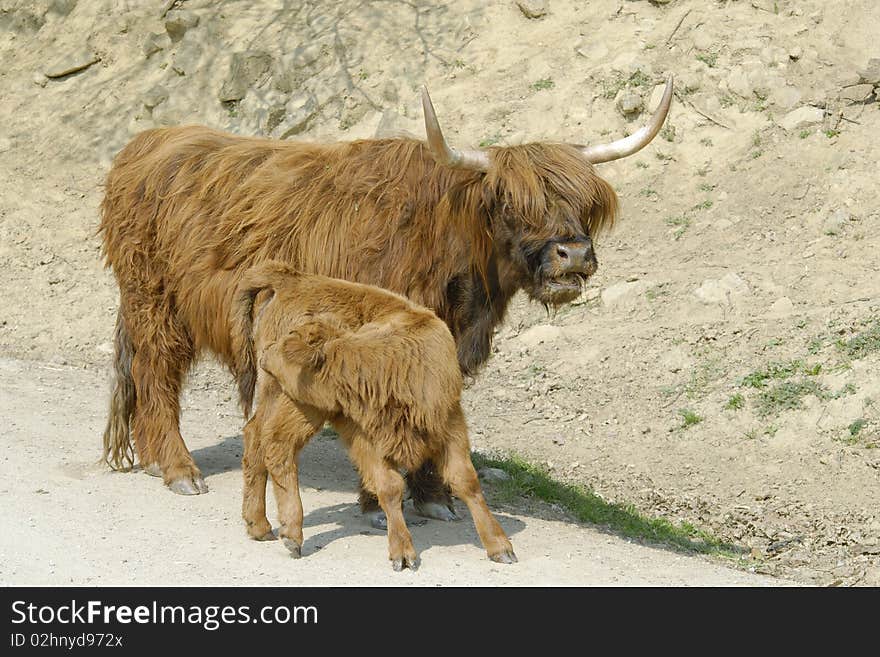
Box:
[171,40,202,76]
[31,72,47,87]
[693,273,749,306]
[143,32,171,58]
[143,86,169,110]
[840,84,874,104]
[478,467,511,483]
[823,208,851,235]
[616,90,643,116]
[778,106,825,132]
[857,58,880,85]
[788,46,803,61]
[770,86,802,111]
[517,324,564,348]
[270,92,319,138]
[219,51,273,102]
[44,48,100,78]
[164,10,200,42]
[516,1,547,19]
[727,67,753,98]
[601,280,652,306]
[767,297,795,318]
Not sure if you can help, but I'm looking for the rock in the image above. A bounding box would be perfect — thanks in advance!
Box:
[270,92,319,139]
[171,40,202,76]
[164,10,200,42]
[517,324,563,348]
[44,48,100,78]
[840,84,874,104]
[857,58,880,85]
[693,273,749,306]
[142,86,169,110]
[767,297,795,318]
[777,106,824,132]
[823,208,851,235]
[50,0,77,16]
[727,67,752,98]
[219,51,273,102]
[616,90,643,116]
[143,32,171,58]
[274,44,329,93]
[516,1,547,19]
[770,86,802,110]
[601,280,652,306]
[31,72,47,87]
[478,467,512,483]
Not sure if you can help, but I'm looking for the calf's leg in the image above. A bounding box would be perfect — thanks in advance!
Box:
[262,398,324,558]
[439,409,516,564]
[341,425,418,571]
[242,412,273,541]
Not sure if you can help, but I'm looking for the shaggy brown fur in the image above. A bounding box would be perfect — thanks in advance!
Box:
[99,125,617,498]
[234,262,515,570]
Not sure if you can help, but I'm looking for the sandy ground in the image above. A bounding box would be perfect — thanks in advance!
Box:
[0,358,781,586]
[1,0,879,585]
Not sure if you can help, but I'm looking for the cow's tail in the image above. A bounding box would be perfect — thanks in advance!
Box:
[231,261,300,418]
[102,310,136,471]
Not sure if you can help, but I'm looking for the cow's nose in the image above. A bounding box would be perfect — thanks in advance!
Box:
[555,241,594,273]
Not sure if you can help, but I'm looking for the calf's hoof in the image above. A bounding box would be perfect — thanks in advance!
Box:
[489,549,518,565]
[414,501,460,522]
[142,463,162,478]
[391,554,420,572]
[168,476,209,495]
[283,538,302,558]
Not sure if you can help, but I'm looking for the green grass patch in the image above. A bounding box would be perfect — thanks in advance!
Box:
[531,78,555,91]
[695,51,718,67]
[756,380,825,417]
[740,360,804,388]
[471,452,738,557]
[678,408,703,428]
[836,320,880,359]
[725,393,745,410]
[848,419,867,437]
[478,134,501,147]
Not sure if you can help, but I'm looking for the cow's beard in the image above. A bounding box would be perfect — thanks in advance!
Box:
[528,267,594,307]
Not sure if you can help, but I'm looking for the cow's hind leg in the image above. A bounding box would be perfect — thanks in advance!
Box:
[128,302,205,495]
[408,460,460,522]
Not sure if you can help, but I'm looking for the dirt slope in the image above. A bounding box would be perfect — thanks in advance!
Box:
[0,0,878,585]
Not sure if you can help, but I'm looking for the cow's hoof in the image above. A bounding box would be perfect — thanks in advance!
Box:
[283,538,302,558]
[366,511,387,530]
[255,530,276,541]
[143,463,162,477]
[489,549,518,565]
[168,476,209,495]
[391,554,419,572]
[414,501,460,522]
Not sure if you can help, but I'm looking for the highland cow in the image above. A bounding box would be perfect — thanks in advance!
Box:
[233,262,516,570]
[99,79,672,524]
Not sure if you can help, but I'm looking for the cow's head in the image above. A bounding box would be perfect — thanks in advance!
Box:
[422,78,672,306]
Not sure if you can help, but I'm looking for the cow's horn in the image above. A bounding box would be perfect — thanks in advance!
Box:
[421,86,491,172]
[578,75,674,164]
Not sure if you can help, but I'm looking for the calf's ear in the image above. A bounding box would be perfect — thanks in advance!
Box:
[281,330,326,369]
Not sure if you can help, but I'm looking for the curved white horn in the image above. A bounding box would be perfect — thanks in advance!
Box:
[421,86,491,171]
[578,75,674,164]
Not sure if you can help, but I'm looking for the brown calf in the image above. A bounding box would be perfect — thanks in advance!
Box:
[232,262,516,570]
